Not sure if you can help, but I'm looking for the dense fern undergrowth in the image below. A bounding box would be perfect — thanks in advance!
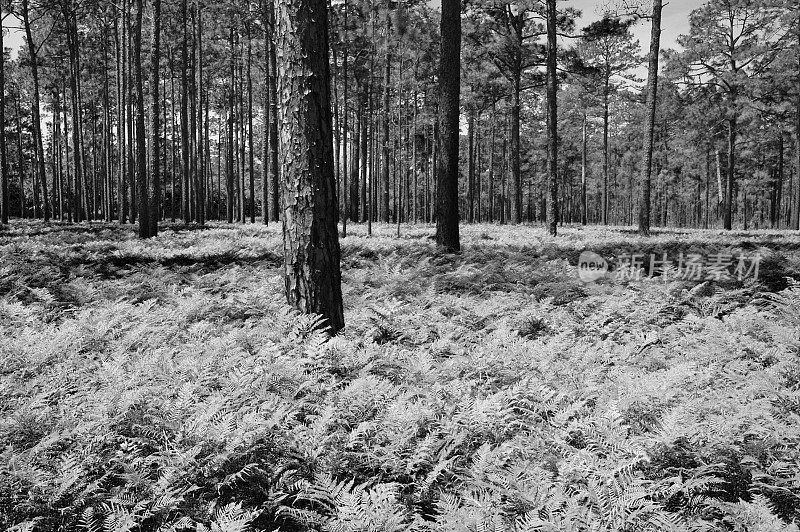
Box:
[2,221,800,532]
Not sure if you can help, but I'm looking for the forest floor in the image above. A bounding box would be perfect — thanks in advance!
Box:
[2,221,800,531]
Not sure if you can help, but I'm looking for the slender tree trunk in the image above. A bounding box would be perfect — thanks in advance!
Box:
[0,10,6,225]
[181,0,191,222]
[360,92,368,222]
[381,1,392,223]
[602,74,610,226]
[276,0,344,332]
[146,0,162,237]
[581,111,588,225]
[467,108,475,223]
[793,27,800,231]
[227,27,235,224]
[511,74,522,223]
[268,0,280,222]
[638,0,661,236]
[435,0,461,251]
[133,0,150,237]
[350,93,361,222]
[488,101,495,223]
[725,115,736,230]
[22,0,49,221]
[546,0,558,236]
[774,134,784,228]
[247,24,255,224]
[64,5,85,222]
[262,1,270,224]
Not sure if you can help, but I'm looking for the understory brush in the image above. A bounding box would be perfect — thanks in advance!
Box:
[1,221,799,531]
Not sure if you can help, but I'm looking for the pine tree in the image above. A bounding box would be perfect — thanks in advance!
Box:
[277,0,344,332]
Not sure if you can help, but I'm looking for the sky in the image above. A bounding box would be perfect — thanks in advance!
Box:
[566,0,696,52]
[2,1,697,62]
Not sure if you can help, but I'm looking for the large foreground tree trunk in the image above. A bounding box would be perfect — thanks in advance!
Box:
[276,0,344,333]
[638,0,662,236]
[435,0,461,252]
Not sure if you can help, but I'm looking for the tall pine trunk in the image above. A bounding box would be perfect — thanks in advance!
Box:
[0,11,7,225]
[546,0,558,236]
[22,0,49,221]
[276,0,344,332]
[381,1,391,223]
[133,0,149,237]
[435,0,461,252]
[638,0,662,236]
[146,0,162,237]
[180,0,191,222]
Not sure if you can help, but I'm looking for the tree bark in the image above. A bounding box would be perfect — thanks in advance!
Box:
[268,0,280,222]
[546,0,558,236]
[133,0,149,237]
[724,115,736,230]
[434,0,461,252]
[793,25,800,231]
[511,73,522,224]
[226,27,235,224]
[0,10,7,225]
[467,108,475,223]
[381,1,392,223]
[180,0,191,222]
[22,0,49,221]
[63,3,85,222]
[146,0,162,237]
[247,23,255,224]
[581,111,588,225]
[276,0,344,332]
[638,0,661,236]
[602,71,610,226]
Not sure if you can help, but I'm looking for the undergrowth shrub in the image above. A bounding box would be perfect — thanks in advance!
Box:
[2,222,800,531]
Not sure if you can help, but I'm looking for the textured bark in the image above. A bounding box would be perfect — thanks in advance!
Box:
[247,25,255,224]
[434,0,461,252]
[467,109,475,223]
[0,11,7,225]
[793,26,800,231]
[638,0,661,236]
[774,134,783,228]
[602,71,610,225]
[146,0,162,237]
[64,3,85,221]
[381,1,391,223]
[268,0,280,222]
[133,0,150,237]
[276,0,344,332]
[226,27,235,224]
[22,0,49,221]
[510,73,521,224]
[725,116,736,230]
[180,0,190,222]
[546,0,558,236]
[196,5,205,226]
[350,95,361,222]
[360,92,368,222]
[488,103,495,223]
[581,111,588,225]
